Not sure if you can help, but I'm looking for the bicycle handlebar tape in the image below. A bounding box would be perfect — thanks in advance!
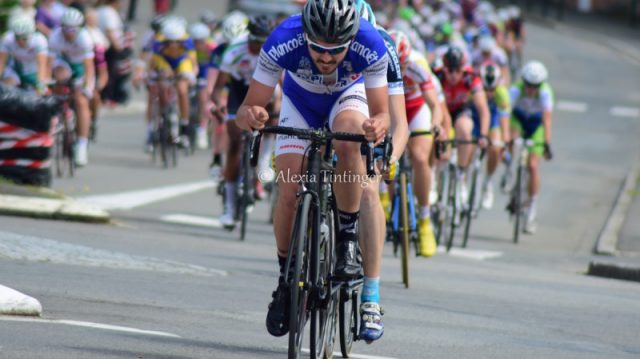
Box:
[0,84,63,187]
[366,142,376,178]
[250,132,262,168]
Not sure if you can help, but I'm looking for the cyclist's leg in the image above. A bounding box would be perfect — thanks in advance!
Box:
[196,79,210,149]
[1,67,20,87]
[175,58,195,138]
[408,104,437,257]
[454,108,474,171]
[525,125,544,232]
[267,94,309,337]
[329,86,369,278]
[483,107,502,208]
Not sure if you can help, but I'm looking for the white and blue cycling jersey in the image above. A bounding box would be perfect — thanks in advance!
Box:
[377,26,403,97]
[253,15,389,129]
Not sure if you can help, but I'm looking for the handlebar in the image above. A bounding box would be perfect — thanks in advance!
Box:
[250,126,382,178]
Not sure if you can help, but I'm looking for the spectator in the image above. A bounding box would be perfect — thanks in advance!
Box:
[85,7,110,138]
[35,0,66,37]
[8,0,37,26]
[97,0,130,104]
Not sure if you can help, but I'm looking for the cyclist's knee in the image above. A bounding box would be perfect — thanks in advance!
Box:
[455,116,473,138]
[528,156,539,173]
[332,111,366,160]
[361,183,380,208]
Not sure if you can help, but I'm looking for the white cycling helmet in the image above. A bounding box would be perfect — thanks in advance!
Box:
[161,20,186,41]
[222,11,249,42]
[61,7,84,27]
[189,22,211,40]
[510,5,521,19]
[10,16,36,36]
[478,36,495,52]
[521,60,548,85]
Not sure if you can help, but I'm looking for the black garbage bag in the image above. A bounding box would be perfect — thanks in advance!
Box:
[0,84,63,132]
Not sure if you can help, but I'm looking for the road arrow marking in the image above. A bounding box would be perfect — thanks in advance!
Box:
[557,101,587,113]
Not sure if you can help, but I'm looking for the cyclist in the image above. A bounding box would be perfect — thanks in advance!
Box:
[434,46,490,207]
[508,60,553,234]
[234,0,390,342]
[135,14,167,152]
[211,15,275,228]
[85,7,110,141]
[0,16,49,94]
[472,35,510,86]
[477,62,510,209]
[505,6,525,74]
[189,22,214,149]
[207,11,249,179]
[356,0,409,342]
[48,7,96,167]
[151,18,198,146]
[389,29,443,257]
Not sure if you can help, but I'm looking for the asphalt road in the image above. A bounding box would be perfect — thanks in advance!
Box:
[1,2,640,359]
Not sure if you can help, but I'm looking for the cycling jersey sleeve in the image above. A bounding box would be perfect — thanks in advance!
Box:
[33,33,48,55]
[377,28,403,96]
[495,85,511,117]
[362,53,388,89]
[540,84,554,112]
[509,84,522,105]
[0,34,10,53]
[79,31,95,60]
[470,74,483,94]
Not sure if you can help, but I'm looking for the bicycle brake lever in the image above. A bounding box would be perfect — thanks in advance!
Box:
[249,131,262,168]
[366,142,375,178]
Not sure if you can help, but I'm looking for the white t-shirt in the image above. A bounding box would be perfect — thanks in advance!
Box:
[97,5,123,48]
[87,27,109,50]
[8,7,37,25]
[0,32,48,74]
[48,27,94,64]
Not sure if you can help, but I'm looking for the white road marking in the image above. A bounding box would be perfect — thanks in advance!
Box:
[0,231,227,277]
[161,214,222,228]
[0,316,181,338]
[437,246,503,260]
[77,180,216,211]
[557,100,588,113]
[610,106,640,118]
[302,348,398,359]
[0,284,42,316]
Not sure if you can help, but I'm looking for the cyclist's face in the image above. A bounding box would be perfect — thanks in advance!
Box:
[525,84,540,97]
[15,35,29,47]
[307,37,350,75]
[194,39,208,50]
[165,40,182,49]
[248,40,264,55]
[445,67,463,84]
[62,26,78,41]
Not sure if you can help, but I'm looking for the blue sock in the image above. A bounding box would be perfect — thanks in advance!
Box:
[361,276,380,303]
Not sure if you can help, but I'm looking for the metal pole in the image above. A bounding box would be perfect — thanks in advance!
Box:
[127,0,138,22]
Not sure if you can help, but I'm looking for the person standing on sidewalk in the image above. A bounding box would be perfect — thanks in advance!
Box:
[36,0,66,37]
[97,0,130,105]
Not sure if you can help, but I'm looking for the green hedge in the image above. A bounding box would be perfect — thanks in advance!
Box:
[0,0,21,33]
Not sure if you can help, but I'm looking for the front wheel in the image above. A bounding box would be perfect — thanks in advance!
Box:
[399,173,410,288]
[513,165,524,244]
[288,194,312,359]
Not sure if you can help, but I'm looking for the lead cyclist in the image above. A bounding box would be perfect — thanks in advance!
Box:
[234,0,390,342]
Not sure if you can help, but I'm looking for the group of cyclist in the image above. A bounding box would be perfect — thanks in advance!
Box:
[0,0,555,346]
[128,0,553,345]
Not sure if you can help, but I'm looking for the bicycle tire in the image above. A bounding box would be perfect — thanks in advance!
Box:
[513,164,524,244]
[310,207,337,359]
[462,164,480,248]
[399,172,410,289]
[65,127,75,177]
[159,116,169,169]
[445,166,458,252]
[434,168,448,245]
[54,129,64,177]
[288,194,312,359]
[339,286,357,358]
[240,143,252,241]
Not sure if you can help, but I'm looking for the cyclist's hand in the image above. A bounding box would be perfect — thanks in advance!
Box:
[246,105,269,130]
[544,142,553,161]
[362,117,388,144]
[381,157,398,182]
[82,86,93,100]
[478,135,490,149]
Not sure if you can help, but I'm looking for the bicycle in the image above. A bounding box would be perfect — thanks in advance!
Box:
[251,125,382,359]
[435,138,482,252]
[150,76,178,169]
[503,138,544,244]
[386,130,429,289]
[48,80,76,178]
[220,131,254,240]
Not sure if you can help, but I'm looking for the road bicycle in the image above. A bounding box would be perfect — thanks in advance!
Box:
[503,138,544,244]
[48,80,76,178]
[386,130,429,288]
[251,125,384,359]
[150,77,178,168]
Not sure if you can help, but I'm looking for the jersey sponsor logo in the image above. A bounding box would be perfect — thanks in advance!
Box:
[350,40,379,65]
[267,33,305,62]
[258,52,282,75]
[338,94,368,105]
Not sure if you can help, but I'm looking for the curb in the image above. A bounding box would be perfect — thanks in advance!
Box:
[0,284,42,316]
[595,158,640,255]
[0,194,111,223]
[587,261,640,283]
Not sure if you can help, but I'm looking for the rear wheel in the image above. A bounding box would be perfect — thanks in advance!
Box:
[445,168,458,252]
[462,162,481,248]
[339,286,357,358]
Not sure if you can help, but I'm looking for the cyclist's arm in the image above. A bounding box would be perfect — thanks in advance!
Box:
[36,53,49,86]
[83,56,95,91]
[236,79,276,131]
[424,87,443,129]
[472,89,490,137]
[389,93,408,161]
[210,70,229,107]
[0,51,8,77]
[189,50,198,78]
[543,110,552,144]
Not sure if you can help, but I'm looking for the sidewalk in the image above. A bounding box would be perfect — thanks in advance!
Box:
[589,158,640,282]
[0,180,110,223]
